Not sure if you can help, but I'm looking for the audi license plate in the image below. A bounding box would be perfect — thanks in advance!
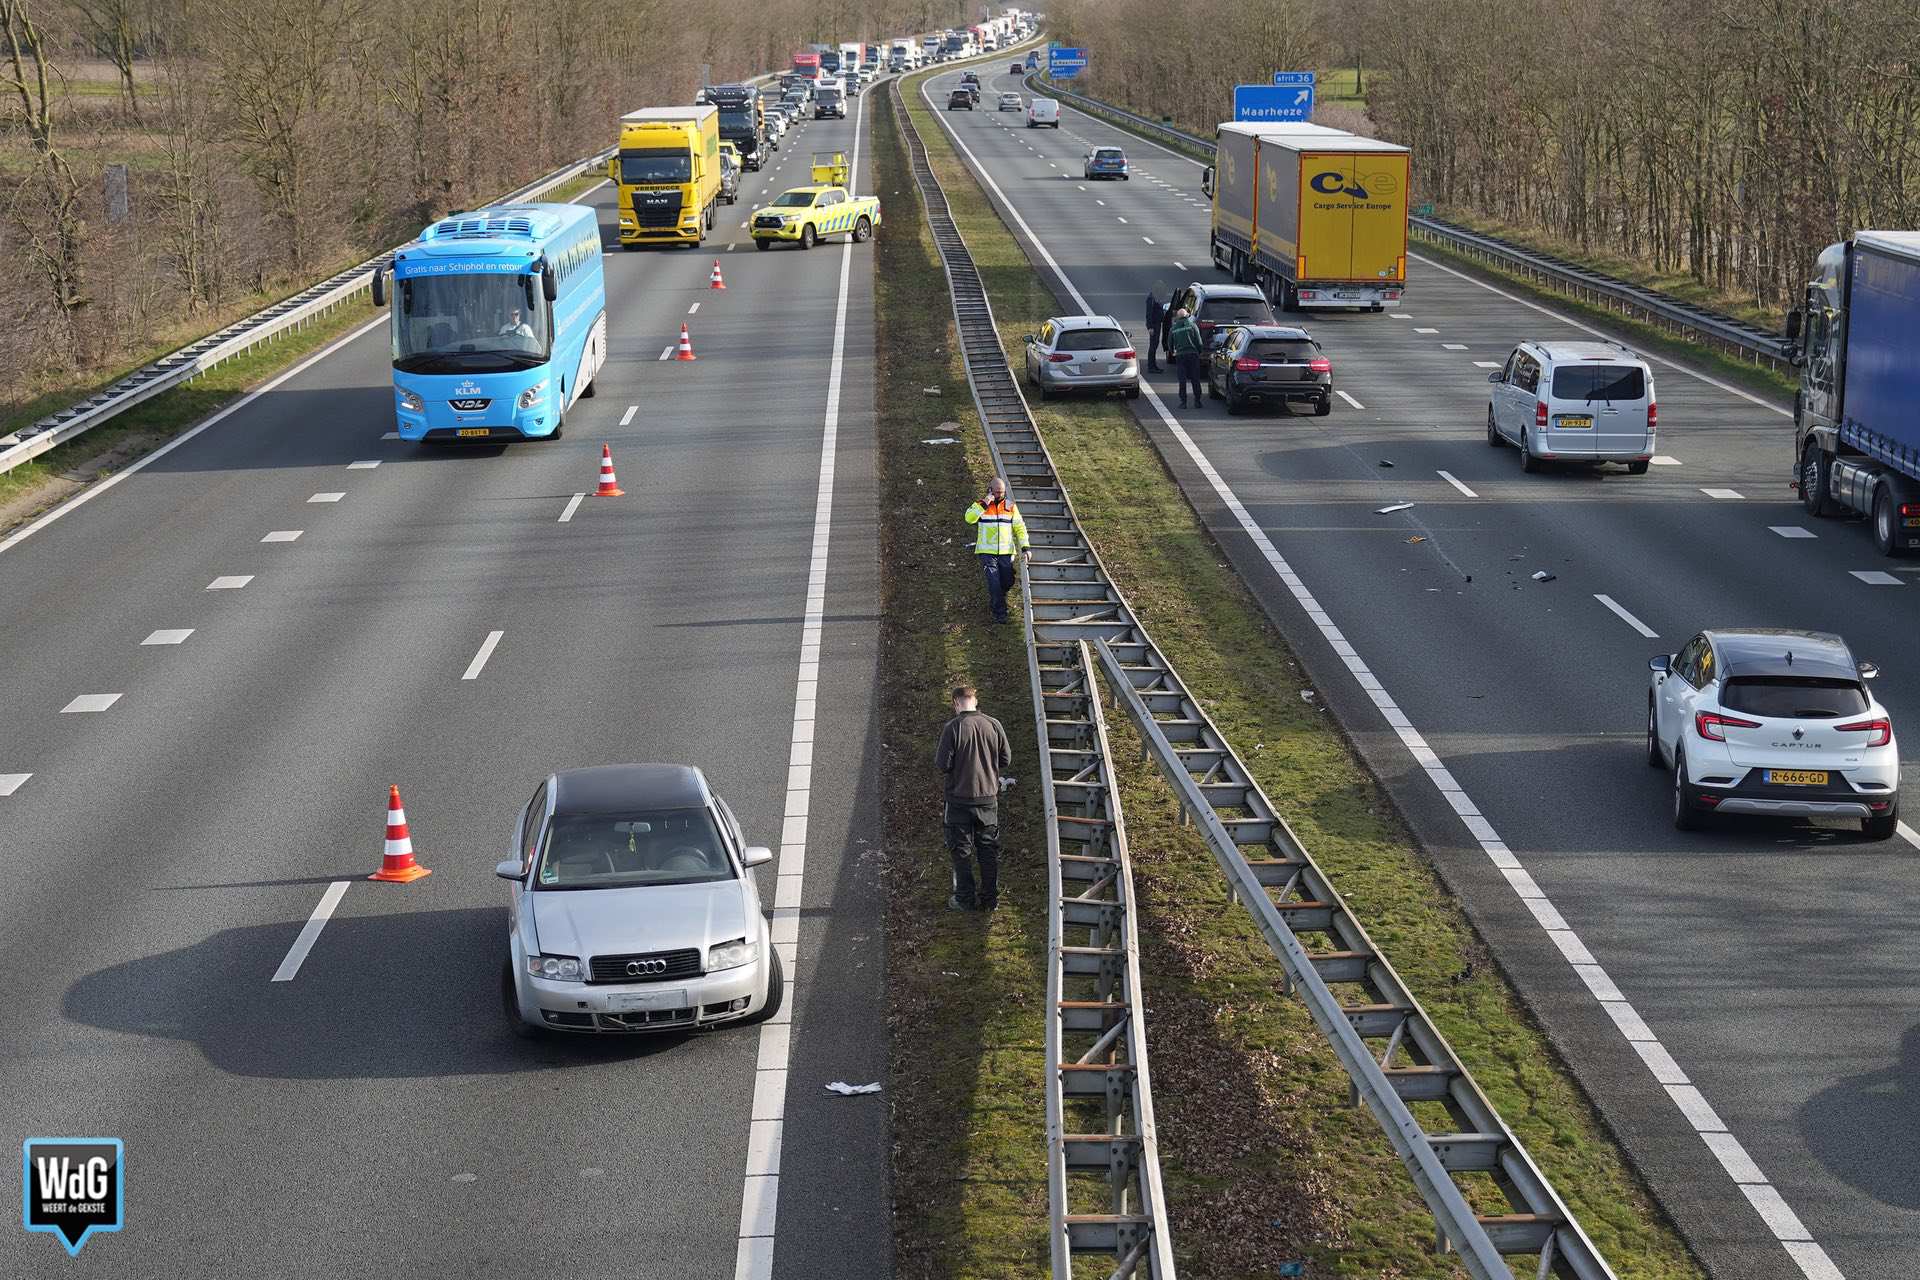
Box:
[1556,415,1593,429]
[457,428,490,438]
[610,989,688,1011]
[1764,769,1829,786]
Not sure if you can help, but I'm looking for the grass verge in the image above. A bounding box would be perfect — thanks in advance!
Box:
[0,301,376,536]
[896,67,1706,1278]
[873,78,1053,1280]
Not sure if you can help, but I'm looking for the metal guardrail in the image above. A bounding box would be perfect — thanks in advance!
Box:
[1024,75,1788,366]
[0,65,795,477]
[918,65,1618,1279]
[888,76,1177,1279]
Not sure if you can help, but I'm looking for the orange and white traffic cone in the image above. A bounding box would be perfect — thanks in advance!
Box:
[370,785,431,883]
[594,443,624,497]
[709,260,727,290]
[674,324,698,361]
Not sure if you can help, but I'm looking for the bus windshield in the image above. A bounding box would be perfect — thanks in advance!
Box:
[392,273,551,374]
[619,148,692,184]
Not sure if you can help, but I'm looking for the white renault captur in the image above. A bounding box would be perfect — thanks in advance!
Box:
[499,764,781,1036]
[1648,629,1899,839]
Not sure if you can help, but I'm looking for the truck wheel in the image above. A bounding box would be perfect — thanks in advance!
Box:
[801,224,816,250]
[1872,486,1902,556]
[853,216,872,243]
[1801,444,1831,517]
[1280,281,1299,313]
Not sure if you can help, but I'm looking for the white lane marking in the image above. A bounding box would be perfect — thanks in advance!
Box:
[1473,360,1503,368]
[659,345,674,361]
[0,773,29,796]
[1414,326,1439,334]
[1116,216,1128,223]
[727,242,737,251]
[207,575,253,590]
[1095,199,1105,206]
[734,77,866,1280]
[271,880,350,982]
[0,314,389,558]
[462,630,504,680]
[620,406,638,426]
[1391,313,1412,319]
[261,530,302,543]
[347,460,380,470]
[1769,526,1816,539]
[558,493,585,523]
[1900,821,1920,851]
[1436,470,1477,498]
[1141,236,1155,245]
[1076,183,1086,190]
[381,431,401,440]
[1335,389,1364,410]
[308,491,345,504]
[1173,261,1186,271]
[689,302,701,314]
[1649,457,1683,468]
[938,83,1848,1280]
[1441,342,1469,350]
[1850,570,1901,586]
[1700,487,1744,500]
[1594,593,1659,638]
[142,629,193,646]
[61,694,121,713]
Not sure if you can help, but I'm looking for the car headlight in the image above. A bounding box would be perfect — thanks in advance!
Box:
[707,938,757,971]
[398,389,424,413]
[527,954,584,982]
[516,379,549,410]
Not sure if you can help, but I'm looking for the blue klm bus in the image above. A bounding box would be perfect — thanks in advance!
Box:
[374,203,606,442]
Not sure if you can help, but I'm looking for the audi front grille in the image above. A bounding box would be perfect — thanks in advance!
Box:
[588,948,703,984]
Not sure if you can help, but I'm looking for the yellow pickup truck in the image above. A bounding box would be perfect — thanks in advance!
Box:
[750,185,882,250]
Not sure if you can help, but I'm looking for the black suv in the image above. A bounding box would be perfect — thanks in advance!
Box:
[1207,325,1333,416]
[947,88,974,110]
[1161,282,1279,353]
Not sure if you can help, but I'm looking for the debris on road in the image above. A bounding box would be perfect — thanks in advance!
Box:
[1376,502,1413,514]
[825,1081,884,1096]
[922,437,959,445]
[1531,570,1556,582]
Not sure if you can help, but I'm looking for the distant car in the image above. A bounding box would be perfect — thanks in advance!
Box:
[1649,630,1898,838]
[947,88,974,110]
[1163,282,1279,353]
[1207,325,1332,415]
[717,146,742,204]
[1009,60,1025,74]
[1084,146,1129,180]
[1027,97,1060,127]
[1023,314,1140,401]
[498,764,782,1037]
[1486,340,1656,474]
[999,92,1022,111]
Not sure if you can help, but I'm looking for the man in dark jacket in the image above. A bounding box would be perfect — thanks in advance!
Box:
[934,685,1013,911]
[1143,288,1165,372]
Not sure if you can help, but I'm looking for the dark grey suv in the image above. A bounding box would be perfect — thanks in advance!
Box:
[1161,282,1279,354]
[1207,325,1332,415]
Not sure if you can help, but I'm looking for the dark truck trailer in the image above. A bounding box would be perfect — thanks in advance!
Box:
[706,85,764,171]
[1788,230,1920,554]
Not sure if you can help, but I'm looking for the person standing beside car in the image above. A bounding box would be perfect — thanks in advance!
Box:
[1143,288,1165,372]
[1170,307,1205,409]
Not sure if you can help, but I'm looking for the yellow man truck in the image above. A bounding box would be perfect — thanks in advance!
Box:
[1203,122,1410,312]
[612,105,722,248]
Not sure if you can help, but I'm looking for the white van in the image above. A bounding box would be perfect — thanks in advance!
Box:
[1486,340,1657,474]
[1026,97,1060,128]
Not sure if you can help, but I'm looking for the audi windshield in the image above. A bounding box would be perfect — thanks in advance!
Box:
[534,809,737,890]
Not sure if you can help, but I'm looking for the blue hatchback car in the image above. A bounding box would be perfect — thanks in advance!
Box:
[1084,146,1129,180]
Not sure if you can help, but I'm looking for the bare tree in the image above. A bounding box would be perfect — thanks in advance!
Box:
[1,0,88,357]
[68,0,143,120]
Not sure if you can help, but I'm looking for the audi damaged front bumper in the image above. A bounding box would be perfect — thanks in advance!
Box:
[511,957,767,1034]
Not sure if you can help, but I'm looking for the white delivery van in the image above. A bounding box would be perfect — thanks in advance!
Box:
[1027,97,1060,128]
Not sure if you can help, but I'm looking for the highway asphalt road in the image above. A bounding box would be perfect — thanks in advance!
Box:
[925,64,1920,1280]
[0,94,888,1278]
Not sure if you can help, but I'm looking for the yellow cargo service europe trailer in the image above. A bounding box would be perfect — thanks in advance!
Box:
[611,105,723,247]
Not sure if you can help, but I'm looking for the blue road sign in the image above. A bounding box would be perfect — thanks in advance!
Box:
[1234,83,1314,122]
[1272,71,1316,87]
[1048,46,1087,79]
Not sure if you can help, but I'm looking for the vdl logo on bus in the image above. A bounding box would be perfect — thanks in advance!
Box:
[1311,170,1400,200]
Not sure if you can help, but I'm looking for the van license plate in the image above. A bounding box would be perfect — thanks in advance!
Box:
[1764,769,1828,786]
[457,428,490,437]
[1555,415,1593,429]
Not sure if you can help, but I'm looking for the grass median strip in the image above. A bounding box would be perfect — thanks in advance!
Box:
[896,69,1705,1279]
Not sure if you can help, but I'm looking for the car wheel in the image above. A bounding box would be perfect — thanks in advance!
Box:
[1314,395,1331,417]
[1646,696,1664,768]
[1036,382,1052,402]
[1207,375,1222,401]
[1225,393,1243,415]
[800,224,816,250]
[1872,485,1901,556]
[1671,748,1703,831]
[853,216,872,243]
[1520,428,1541,473]
[1486,407,1503,447]
[1801,444,1831,517]
[745,950,786,1025]
[1125,383,1140,400]
[1864,808,1900,841]
[503,961,544,1040]
[1627,459,1650,475]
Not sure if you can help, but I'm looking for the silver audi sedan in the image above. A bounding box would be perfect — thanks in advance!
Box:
[498,764,781,1036]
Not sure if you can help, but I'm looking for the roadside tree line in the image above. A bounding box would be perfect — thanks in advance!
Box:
[1043,0,1920,315]
[0,0,967,411]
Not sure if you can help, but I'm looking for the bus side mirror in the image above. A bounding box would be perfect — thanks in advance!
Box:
[541,264,557,302]
[607,157,618,181]
[370,267,385,308]
[1201,166,1214,198]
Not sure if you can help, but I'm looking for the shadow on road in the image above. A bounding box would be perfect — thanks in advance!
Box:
[1799,1023,1920,1209]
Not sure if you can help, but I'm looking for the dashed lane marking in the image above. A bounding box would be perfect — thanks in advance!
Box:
[1769,526,1816,539]
[261,531,302,543]
[347,460,380,470]
[0,774,29,797]
[1850,570,1901,585]
[558,493,585,524]
[620,406,638,426]
[1652,456,1682,465]
[61,694,121,713]
[1335,389,1364,410]
[270,880,350,983]
[308,492,345,504]
[462,630,504,680]
[1700,487,1744,499]
[1594,593,1659,638]
[207,575,253,590]
[1414,326,1439,334]
[141,629,193,645]
[1436,470,1477,497]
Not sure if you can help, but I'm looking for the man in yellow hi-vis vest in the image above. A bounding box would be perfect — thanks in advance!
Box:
[965,476,1030,624]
